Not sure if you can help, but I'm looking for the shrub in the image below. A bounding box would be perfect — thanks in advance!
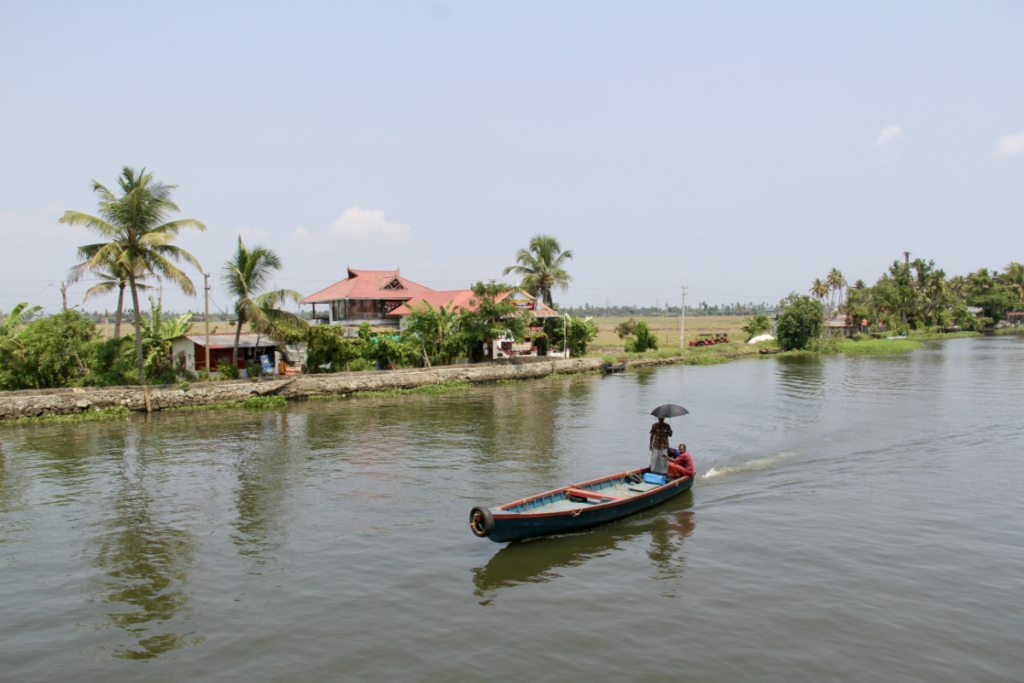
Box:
[306,324,358,373]
[216,359,240,380]
[776,294,824,350]
[625,321,659,352]
[242,395,286,409]
[245,361,262,380]
[565,315,599,357]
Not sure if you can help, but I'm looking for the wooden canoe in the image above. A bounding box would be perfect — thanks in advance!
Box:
[469,467,694,543]
[602,361,628,373]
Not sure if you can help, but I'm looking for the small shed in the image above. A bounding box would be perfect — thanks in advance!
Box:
[170,334,278,373]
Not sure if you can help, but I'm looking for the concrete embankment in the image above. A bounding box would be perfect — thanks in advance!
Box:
[0,357,604,422]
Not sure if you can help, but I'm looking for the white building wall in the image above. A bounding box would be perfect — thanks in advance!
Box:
[170,338,196,372]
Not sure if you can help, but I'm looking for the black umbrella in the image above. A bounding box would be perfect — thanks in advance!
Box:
[650,404,689,419]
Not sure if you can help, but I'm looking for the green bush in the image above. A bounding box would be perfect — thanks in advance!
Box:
[306,325,358,373]
[216,359,240,380]
[625,321,658,352]
[565,315,599,357]
[245,361,262,380]
[0,310,96,391]
[347,358,373,372]
[776,294,824,350]
[242,395,286,409]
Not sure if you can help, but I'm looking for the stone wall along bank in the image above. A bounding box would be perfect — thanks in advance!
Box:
[0,357,605,421]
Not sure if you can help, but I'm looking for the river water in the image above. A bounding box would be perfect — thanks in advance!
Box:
[2,337,1023,682]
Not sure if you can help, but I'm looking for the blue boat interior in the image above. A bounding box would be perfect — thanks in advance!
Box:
[496,477,662,514]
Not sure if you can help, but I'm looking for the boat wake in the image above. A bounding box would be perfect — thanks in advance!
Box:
[701,450,801,479]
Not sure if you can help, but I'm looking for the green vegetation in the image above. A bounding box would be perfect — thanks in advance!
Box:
[351,379,470,398]
[624,321,659,352]
[304,325,359,373]
[3,405,131,426]
[0,310,96,391]
[60,166,207,384]
[222,236,304,366]
[741,314,772,340]
[836,260,1024,332]
[776,294,825,350]
[551,315,599,357]
[835,338,923,354]
[242,395,286,409]
[502,234,573,308]
[168,401,243,412]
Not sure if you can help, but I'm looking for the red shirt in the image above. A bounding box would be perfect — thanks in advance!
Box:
[668,450,694,479]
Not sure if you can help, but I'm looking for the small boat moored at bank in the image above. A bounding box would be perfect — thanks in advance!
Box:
[470,468,693,543]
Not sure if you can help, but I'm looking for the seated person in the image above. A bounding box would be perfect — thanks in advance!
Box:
[667,443,695,480]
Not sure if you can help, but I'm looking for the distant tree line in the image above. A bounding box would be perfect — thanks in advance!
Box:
[561,302,776,317]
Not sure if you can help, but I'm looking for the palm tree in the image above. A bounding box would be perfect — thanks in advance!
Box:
[59,167,206,383]
[809,278,828,305]
[221,237,305,367]
[825,268,847,317]
[1003,262,1024,307]
[67,256,153,338]
[502,235,573,307]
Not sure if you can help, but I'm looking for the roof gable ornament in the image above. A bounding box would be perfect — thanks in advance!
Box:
[381,276,405,290]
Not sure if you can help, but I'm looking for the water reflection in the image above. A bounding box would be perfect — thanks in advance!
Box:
[92,444,199,660]
[231,421,300,564]
[774,355,826,400]
[473,492,695,601]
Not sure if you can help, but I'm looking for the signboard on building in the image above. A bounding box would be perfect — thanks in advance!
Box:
[510,291,536,310]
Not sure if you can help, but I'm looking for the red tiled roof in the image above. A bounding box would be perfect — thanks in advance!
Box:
[389,290,480,315]
[301,268,435,303]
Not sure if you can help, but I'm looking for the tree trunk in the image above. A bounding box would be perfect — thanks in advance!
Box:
[128,273,145,384]
[232,311,244,368]
[114,283,125,338]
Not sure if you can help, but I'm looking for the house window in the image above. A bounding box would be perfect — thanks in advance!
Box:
[381,278,405,290]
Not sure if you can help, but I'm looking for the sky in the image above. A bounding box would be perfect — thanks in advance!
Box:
[1,0,1022,316]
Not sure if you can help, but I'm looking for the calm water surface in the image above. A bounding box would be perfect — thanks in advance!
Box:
[2,337,1023,682]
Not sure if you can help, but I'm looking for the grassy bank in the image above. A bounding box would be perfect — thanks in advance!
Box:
[351,379,471,399]
[3,405,132,426]
[167,395,288,412]
[835,338,923,354]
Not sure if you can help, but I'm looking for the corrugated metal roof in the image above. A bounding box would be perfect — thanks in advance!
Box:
[301,268,435,303]
[175,334,277,349]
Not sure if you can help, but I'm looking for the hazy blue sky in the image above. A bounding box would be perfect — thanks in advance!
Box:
[2,1,1022,315]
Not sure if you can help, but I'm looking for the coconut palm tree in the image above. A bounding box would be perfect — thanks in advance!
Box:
[502,235,573,307]
[809,278,828,306]
[67,255,153,338]
[826,268,847,316]
[59,167,206,383]
[948,275,967,301]
[1002,262,1024,307]
[221,236,305,367]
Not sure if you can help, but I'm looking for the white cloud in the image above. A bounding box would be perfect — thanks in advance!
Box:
[294,207,411,245]
[875,124,903,164]
[994,131,1024,158]
[876,124,903,148]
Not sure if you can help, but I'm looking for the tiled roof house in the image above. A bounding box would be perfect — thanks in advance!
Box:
[301,268,435,328]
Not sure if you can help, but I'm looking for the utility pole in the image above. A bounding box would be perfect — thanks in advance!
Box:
[904,251,910,265]
[680,286,688,349]
[204,273,211,372]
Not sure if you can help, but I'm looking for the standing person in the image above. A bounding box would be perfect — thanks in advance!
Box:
[649,416,673,475]
[668,444,695,480]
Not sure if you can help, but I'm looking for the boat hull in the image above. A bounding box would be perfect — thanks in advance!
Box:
[480,471,694,543]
